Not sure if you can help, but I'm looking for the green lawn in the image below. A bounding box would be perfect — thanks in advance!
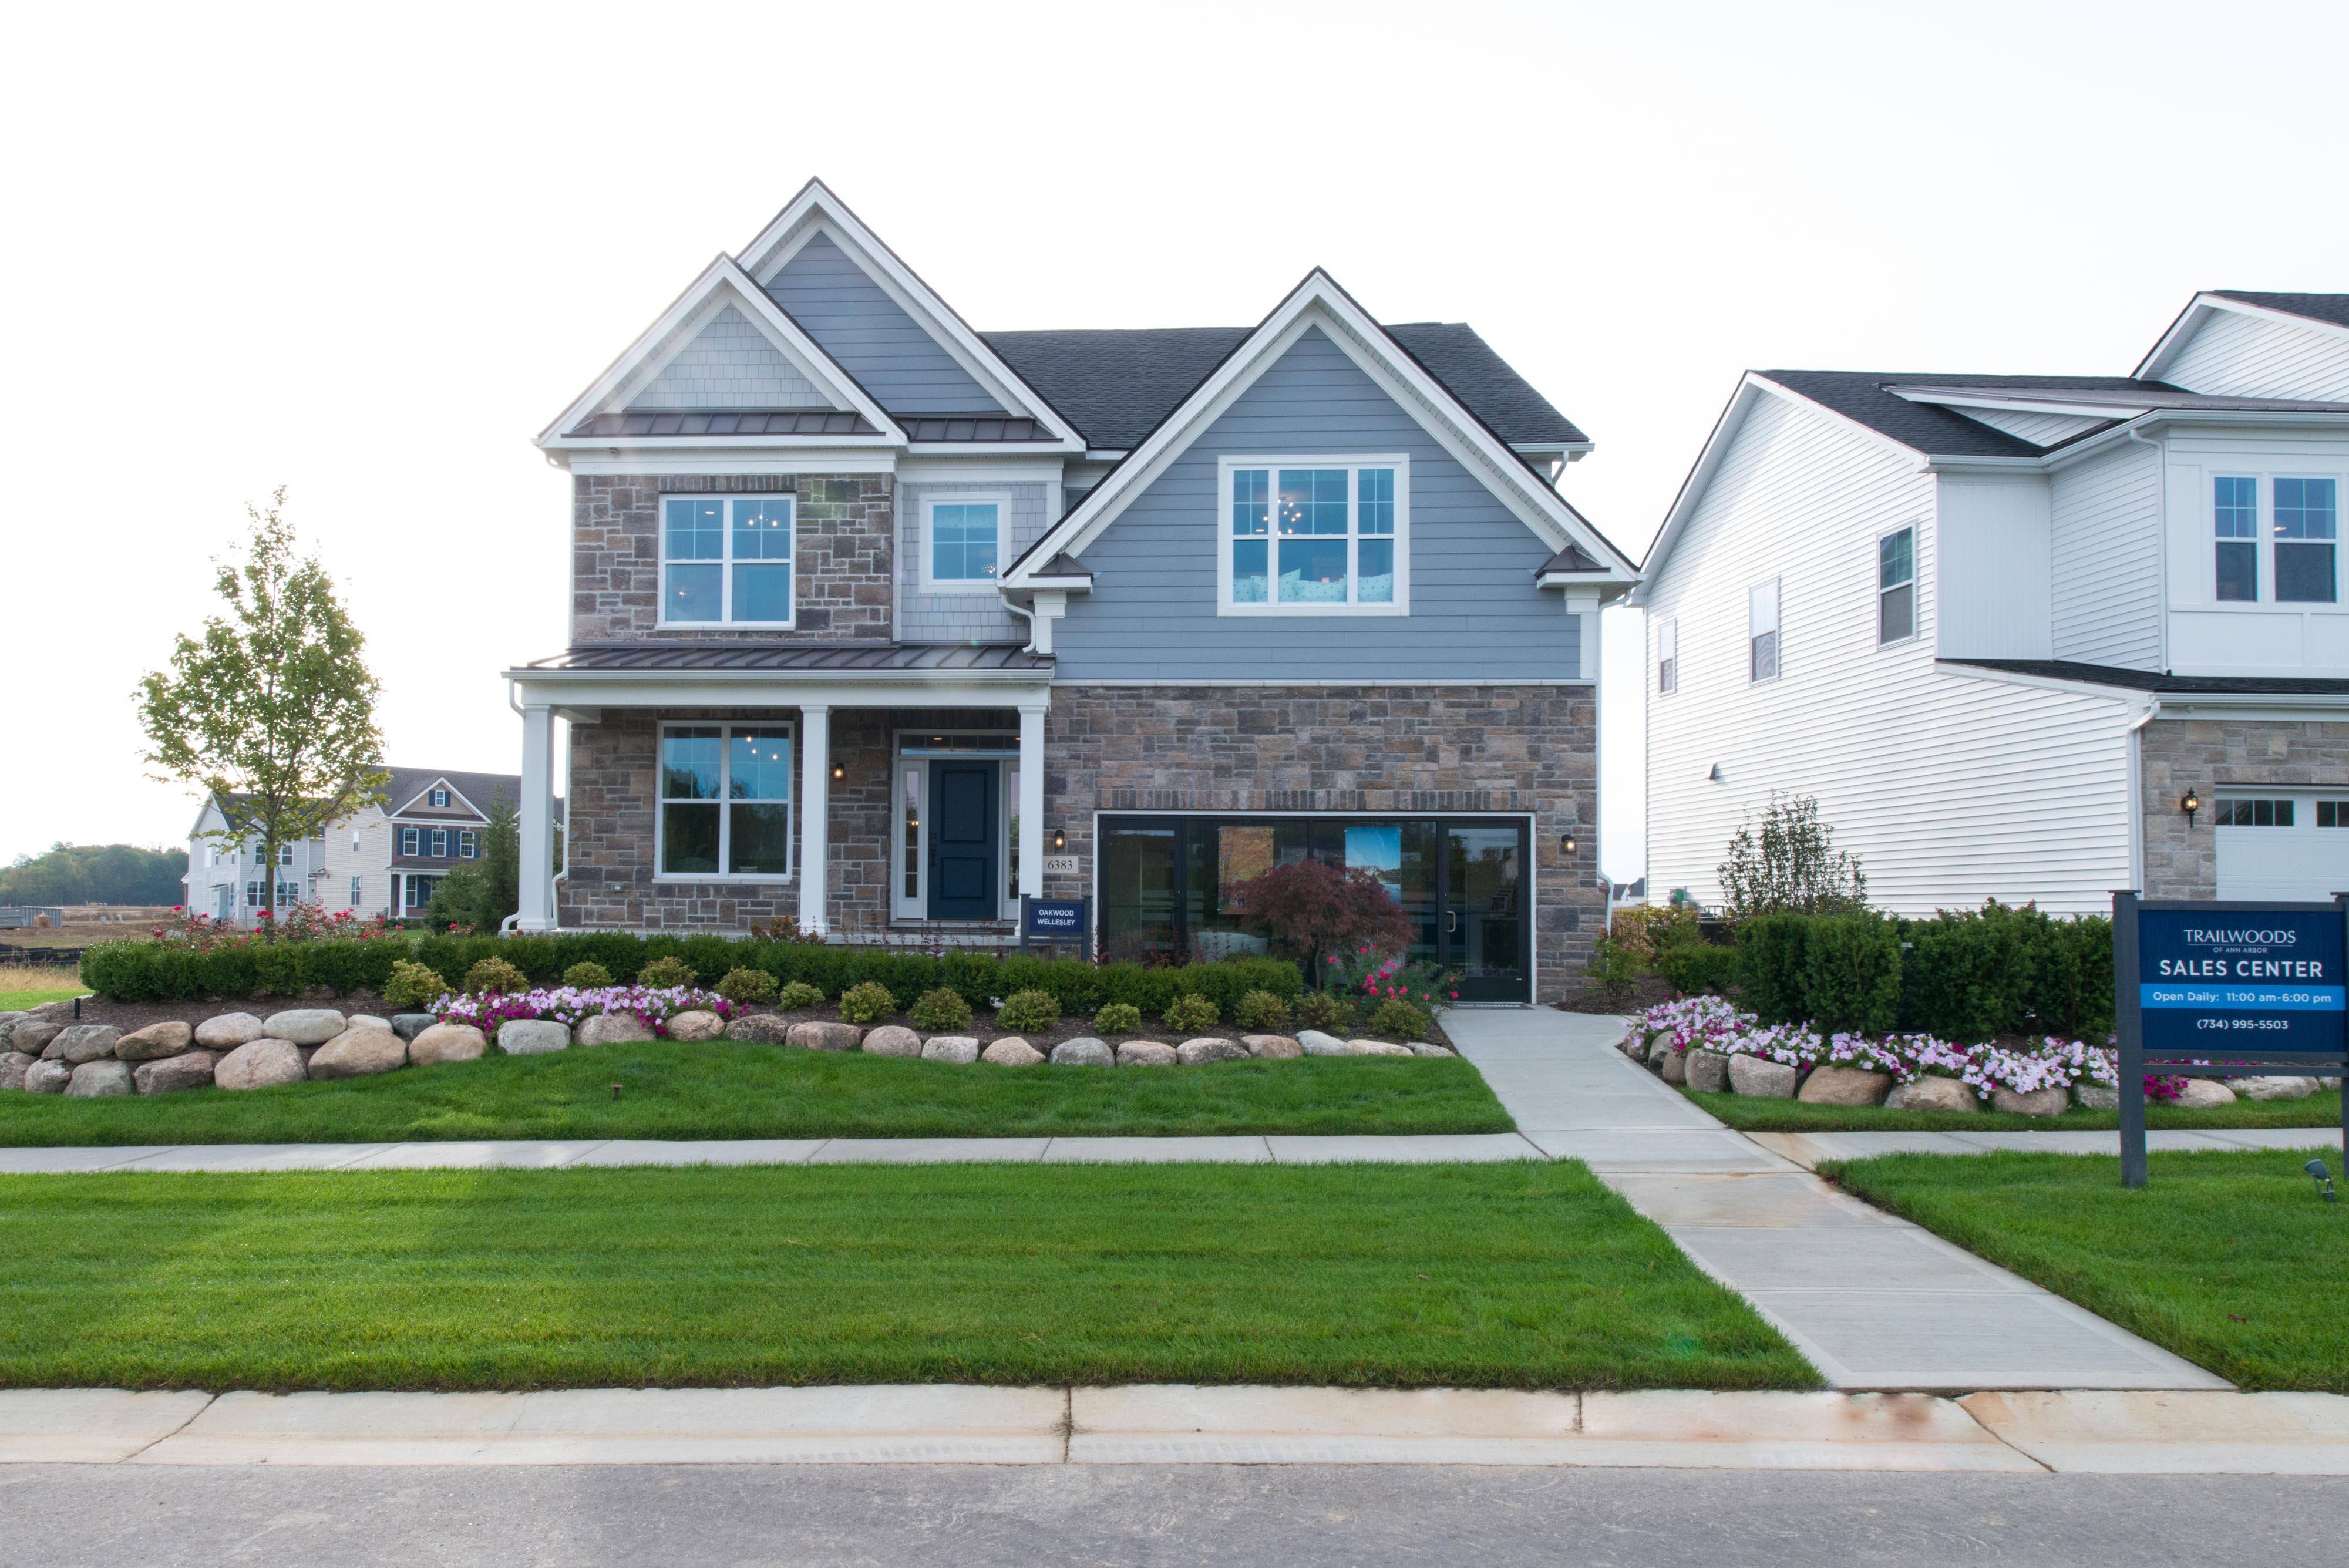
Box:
[0,1162,1815,1392]
[0,987,85,1012]
[0,1039,1514,1145]
[1687,1087,2345,1134]
[1824,1149,2349,1391]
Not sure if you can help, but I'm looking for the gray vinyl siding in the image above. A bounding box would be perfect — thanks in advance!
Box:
[627,305,832,410]
[1051,326,1580,682]
[762,233,1005,415]
[896,482,1051,642]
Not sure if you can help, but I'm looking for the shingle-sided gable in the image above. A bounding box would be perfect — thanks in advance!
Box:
[763,232,1008,416]
[626,304,834,411]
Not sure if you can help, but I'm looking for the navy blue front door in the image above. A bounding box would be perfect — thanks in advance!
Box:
[928,762,999,920]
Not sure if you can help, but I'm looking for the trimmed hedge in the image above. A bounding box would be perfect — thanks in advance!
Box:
[80,931,1303,1018]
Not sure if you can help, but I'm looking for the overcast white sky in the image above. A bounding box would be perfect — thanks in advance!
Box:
[6,0,2345,883]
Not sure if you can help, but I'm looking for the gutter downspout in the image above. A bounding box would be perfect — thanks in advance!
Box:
[2126,696,2162,894]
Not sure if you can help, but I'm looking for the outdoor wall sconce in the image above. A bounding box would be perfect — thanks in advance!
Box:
[2180,789,2200,826]
[832,763,845,780]
[1707,763,1724,783]
[1560,829,1579,855]
[1052,829,1066,851]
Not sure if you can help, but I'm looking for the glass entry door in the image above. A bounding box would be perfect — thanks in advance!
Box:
[1439,823,1528,1001]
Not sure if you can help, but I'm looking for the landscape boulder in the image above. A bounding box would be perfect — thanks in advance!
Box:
[11,1021,62,1059]
[1660,1050,1688,1085]
[194,1013,265,1049]
[308,1026,409,1081]
[981,1038,1047,1066]
[666,1010,726,1043]
[115,1021,195,1061]
[1243,1034,1302,1060]
[788,1021,864,1053]
[1049,1037,1113,1067]
[2234,1075,2318,1102]
[497,1019,571,1056]
[1645,1035,1678,1069]
[24,1061,71,1094]
[134,1050,222,1095]
[262,1009,346,1046]
[1297,1030,1352,1057]
[0,1012,25,1049]
[213,1038,308,1091]
[1727,1055,1799,1099]
[1350,1039,1415,1058]
[1799,1065,1892,1107]
[921,1035,980,1065]
[1685,1050,1731,1093]
[0,1051,36,1092]
[2074,1082,2119,1111]
[861,1025,922,1058]
[724,1014,791,1044]
[66,1060,133,1098]
[45,1025,122,1065]
[29,1000,78,1021]
[577,1011,656,1047]
[1176,1038,1249,1065]
[1885,1076,1977,1113]
[408,1023,489,1065]
[1116,1040,1178,1066]
[389,1014,438,1042]
[1406,1042,1452,1058]
[1990,1086,2069,1118]
[348,1015,392,1032]
[2175,1078,2237,1109]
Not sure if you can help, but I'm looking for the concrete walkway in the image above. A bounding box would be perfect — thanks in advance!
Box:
[1441,1010,2230,1394]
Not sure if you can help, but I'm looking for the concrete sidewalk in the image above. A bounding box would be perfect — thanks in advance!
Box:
[1442,1010,2229,1394]
[8,1385,2349,1472]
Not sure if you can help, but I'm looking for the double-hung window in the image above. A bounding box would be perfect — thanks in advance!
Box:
[349,875,363,908]
[1656,620,1678,695]
[661,494,795,625]
[429,788,450,808]
[278,843,294,867]
[659,724,793,878]
[428,829,448,858]
[1877,527,1916,644]
[923,496,1005,590]
[2276,477,2338,604]
[399,827,419,856]
[458,830,477,859]
[1749,578,1781,682]
[2215,476,2259,601]
[1220,456,1408,613]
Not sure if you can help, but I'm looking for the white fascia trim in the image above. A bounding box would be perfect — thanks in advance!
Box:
[553,447,901,477]
[897,458,1066,484]
[738,181,1085,448]
[2015,409,2349,475]
[537,255,906,449]
[1004,274,1637,588]
[1891,388,2157,420]
[2138,292,2349,381]
[1633,376,1783,605]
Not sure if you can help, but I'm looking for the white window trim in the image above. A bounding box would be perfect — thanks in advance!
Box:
[429,789,450,807]
[429,829,449,858]
[1876,524,1919,647]
[655,493,798,630]
[1214,453,1411,617]
[459,831,478,859]
[2204,469,2348,611]
[349,875,363,908]
[1655,618,1678,696]
[919,492,1012,594]
[890,731,1022,921]
[399,827,419,856]
[1749,575,1782,684]
[654,721,796,883]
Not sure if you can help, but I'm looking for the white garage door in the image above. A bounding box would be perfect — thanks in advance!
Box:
[2215,794,2349,901]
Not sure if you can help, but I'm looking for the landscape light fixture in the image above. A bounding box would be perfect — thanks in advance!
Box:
[2181,789,2201,826]
[2307,1158,2337,1204]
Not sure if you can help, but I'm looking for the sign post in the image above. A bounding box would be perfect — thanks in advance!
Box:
[2114,890,2349,1187]
[1019,895,1089,957]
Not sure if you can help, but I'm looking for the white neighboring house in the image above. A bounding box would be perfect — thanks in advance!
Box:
[1637,291,2349,915]
[183,767,543,922]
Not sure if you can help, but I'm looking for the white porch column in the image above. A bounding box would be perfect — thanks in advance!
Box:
[798,705,830,936]
[517,703,556,931]
[1018,703,1046,900]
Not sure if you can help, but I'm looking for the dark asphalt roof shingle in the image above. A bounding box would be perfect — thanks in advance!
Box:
[1759,371,2189,458]
[1946,658,2349,696]
[2210,292,2349,330]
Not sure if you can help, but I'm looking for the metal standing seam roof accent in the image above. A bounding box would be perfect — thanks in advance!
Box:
[518,642,1054,674]
[1536,543,1606,574]
[569,410,883,439]
[897,415,1060,442]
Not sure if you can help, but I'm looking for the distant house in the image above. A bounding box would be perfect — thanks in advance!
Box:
[183,767,548,921]
[1637,290,2349,913]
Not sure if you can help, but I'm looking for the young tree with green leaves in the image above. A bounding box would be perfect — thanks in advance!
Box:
[1718,791,1868,923]
[137,489,389,927]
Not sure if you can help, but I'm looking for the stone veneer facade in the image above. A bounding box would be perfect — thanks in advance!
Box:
[2138,716,2349,899]
[572,474,894,642]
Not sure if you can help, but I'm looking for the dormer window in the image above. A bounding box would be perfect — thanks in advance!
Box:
[661,494,795,626]
[1219,456,1409,614]
[429,788,450,808]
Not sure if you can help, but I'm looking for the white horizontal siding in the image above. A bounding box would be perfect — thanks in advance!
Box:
[2163,307,2349,401]
[1937,475,2051,659]
[2050,440,2162,668]
[1949,406,2108,446]
[1645,388,2132,916]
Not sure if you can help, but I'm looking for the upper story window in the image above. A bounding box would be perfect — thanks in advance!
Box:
[348,875,362,907]
[659,724,793,879]
[2211,475,2337,605]
[428,788,450,807]
[399,827,419,856]
[429,829,449,857]
[2215,476,2259,601]
[1656,619,1678,695]
[278,843,294,867]
[1877,527,1916,644]
[923,497,1005,590]
[662,494,794,626]
[2276,477,2338,604]
[458,830,478,859]
[1219,456,1409,614]
[1749,578,1781,682]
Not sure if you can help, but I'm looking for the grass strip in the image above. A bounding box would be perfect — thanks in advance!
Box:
[0,988,85,1012]
[1687,1087,2346,1133]
[1824,1149,2349,1391]
[0,1162,1814,1392]
[0,1041,1513,1146]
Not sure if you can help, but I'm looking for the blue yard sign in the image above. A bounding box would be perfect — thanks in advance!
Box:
[1019,896,1088,952]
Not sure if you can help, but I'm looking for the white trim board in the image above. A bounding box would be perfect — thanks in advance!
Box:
[2139,291,2349,383]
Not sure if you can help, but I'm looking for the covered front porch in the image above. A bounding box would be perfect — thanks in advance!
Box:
[503,645,1053,936]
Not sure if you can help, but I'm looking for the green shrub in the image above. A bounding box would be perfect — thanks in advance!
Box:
[839,981,897,1025]
[1896,901,2113,1040]
[1163,993,1219,1032]
[776,980,824,1011]
[1370,997,1433,1041]
[995,989,1060,1032]
[1736,914,1812,1024]
[561,961,614,989]
[383,960,452,1011]
[1232,989,1291,1031]
[1094,1001,1142,1035]
[1800,911,1902,1034]
[1656,942,1741,998]
[910,987,974,1031]
[1297,991,1349,1032]
[1584,936,1640,1006]
[637,955,697,990]
[462,957,530,997]
[716,967,777,1005]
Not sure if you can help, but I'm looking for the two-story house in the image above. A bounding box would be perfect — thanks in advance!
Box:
[504,179,1637,1001]
[1636,291,2349,913]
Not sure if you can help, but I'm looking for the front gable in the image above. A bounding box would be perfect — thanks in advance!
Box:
[625,304,834,411]
[2139,294,2349,402]
[762,232,1006,416]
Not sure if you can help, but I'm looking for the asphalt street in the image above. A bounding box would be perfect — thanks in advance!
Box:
[5,1463,2346,1567]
